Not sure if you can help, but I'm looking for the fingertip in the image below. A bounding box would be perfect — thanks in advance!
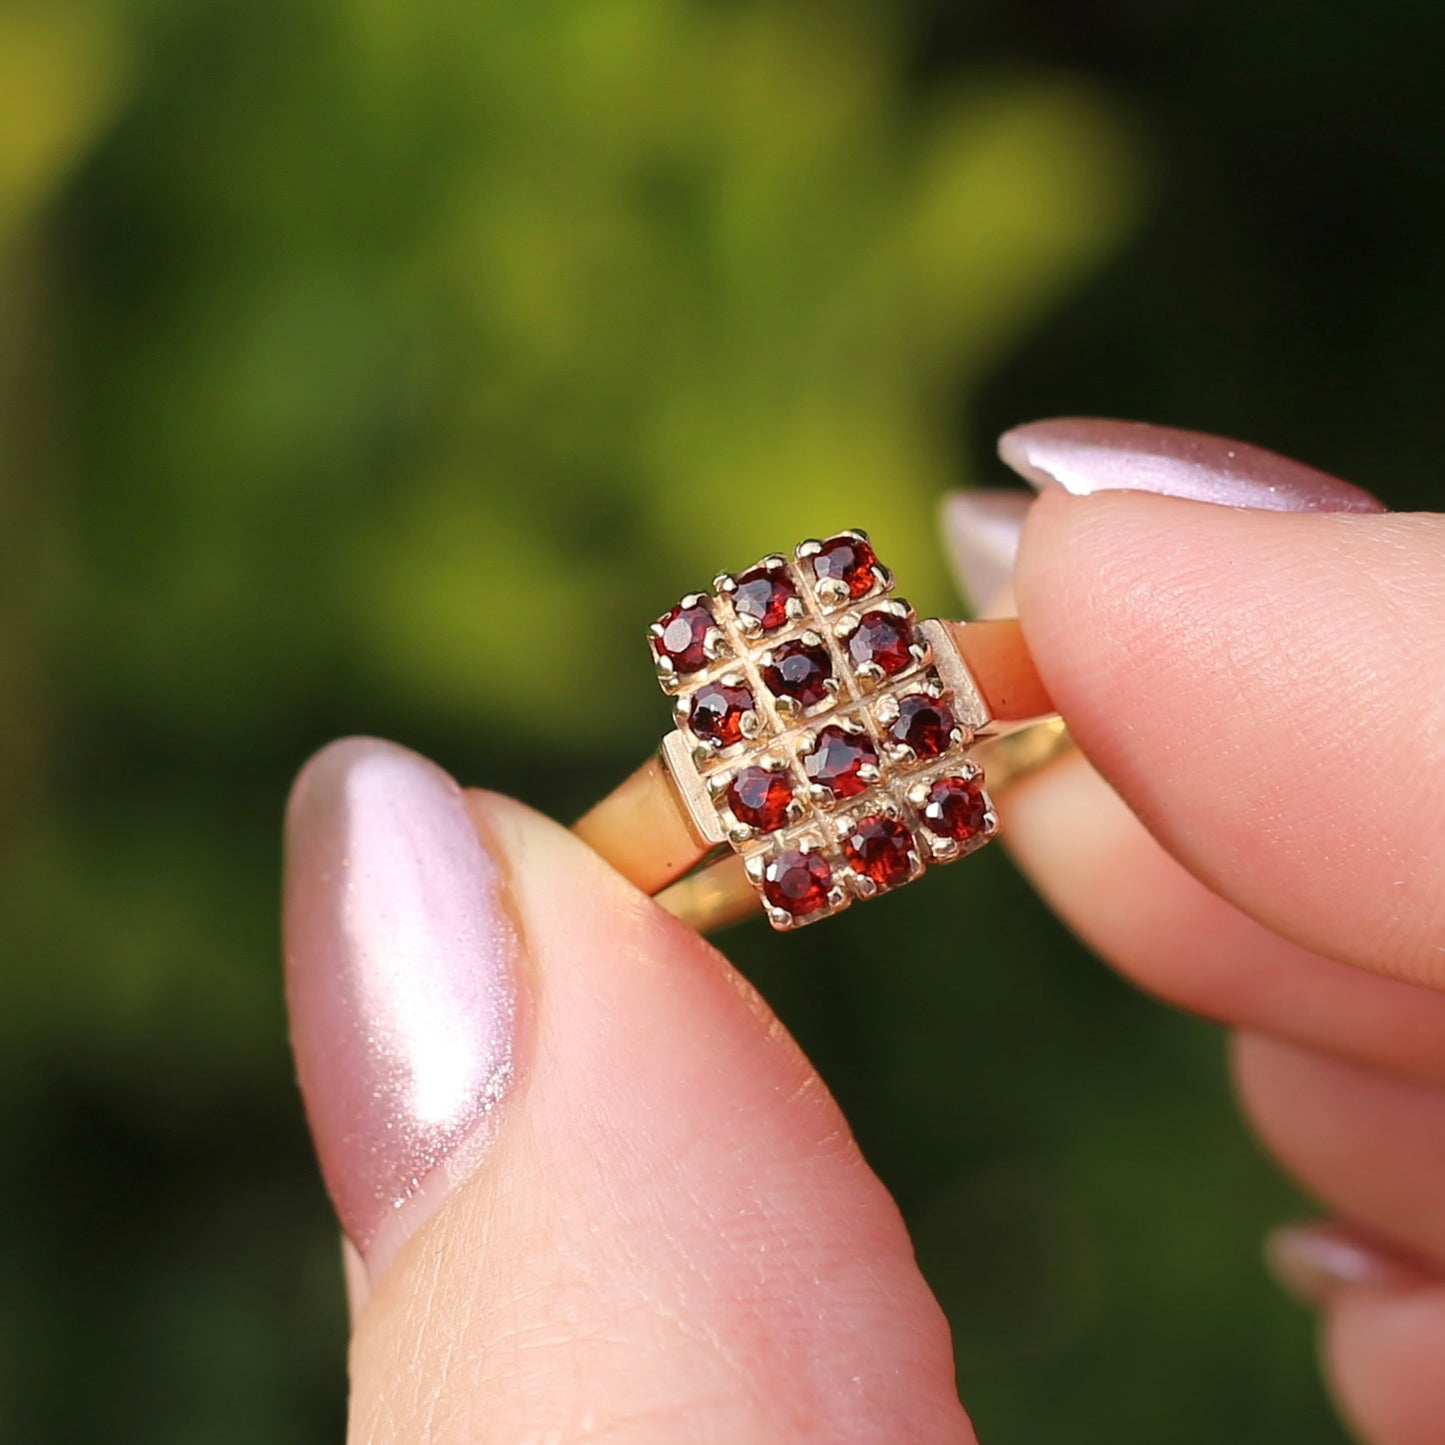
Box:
[348,786,975,1443]
[1012,492,1445,984]
[1324,1286,1445,1445]
[939,488,1031,616]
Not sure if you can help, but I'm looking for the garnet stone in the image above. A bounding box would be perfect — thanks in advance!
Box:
[889,694,957,759]
[762,848,833,917]
[652,601,715,674]
[727,766,793,831]
[802,725,878,799]
[732,565,797,632]
[922,776,990,842]
[764,639,833,708]
[688,682,755,747]
[848,610,914,677]
[811,534,878,600]
[843,814,915,890]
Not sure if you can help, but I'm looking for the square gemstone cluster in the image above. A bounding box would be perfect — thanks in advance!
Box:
[649,530,996,928]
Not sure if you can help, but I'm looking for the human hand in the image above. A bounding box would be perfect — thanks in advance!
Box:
[283,419,1444,1443]
[949,419,1445,1445]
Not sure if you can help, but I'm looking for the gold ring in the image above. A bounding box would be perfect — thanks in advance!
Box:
[575,530,1073,933]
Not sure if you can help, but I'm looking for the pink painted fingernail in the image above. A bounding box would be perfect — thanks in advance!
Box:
[939,489,1032,616]
[999,418,1386,514]
[283,737,519,1279]
[1265,1221,1433,1306]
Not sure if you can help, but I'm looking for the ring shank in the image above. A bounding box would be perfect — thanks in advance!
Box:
[572,755,711,897]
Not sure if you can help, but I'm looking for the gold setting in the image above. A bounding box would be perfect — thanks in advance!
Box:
[648,530,999,930]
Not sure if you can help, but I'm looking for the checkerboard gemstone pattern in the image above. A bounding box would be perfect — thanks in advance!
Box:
[649,530,997,929]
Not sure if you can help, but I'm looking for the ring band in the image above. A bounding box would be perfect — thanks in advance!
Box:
[574,530,1071,934]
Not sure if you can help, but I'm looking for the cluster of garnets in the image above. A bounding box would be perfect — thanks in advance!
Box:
[650,531,993,926]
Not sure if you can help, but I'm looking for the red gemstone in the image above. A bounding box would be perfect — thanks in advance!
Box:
[802,726,879,799]
[653,601,715,673]
[848,611,914,676]
[890,694,957,758]
[843,814,915,889]
[732,566,797,631]
[922,776,990,842]
[811,534,879,600]
[688,682,754,747]
[727,766,794,831]
[762,848,833,917]
[764,640,833,708]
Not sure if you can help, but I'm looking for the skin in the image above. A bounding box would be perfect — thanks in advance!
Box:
[297,431,1445,1444]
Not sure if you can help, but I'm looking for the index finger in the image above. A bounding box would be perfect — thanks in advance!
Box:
[941,422,1445,1083]
[1015,486,1445,987]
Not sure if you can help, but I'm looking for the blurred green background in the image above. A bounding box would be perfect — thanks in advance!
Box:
[3,0,1442,1439]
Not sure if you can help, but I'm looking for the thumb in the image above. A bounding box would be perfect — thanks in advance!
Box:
[283,738,972,1444]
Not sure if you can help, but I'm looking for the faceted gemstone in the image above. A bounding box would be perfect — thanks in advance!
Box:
[652,601,715,674]
[802,726,879,799]
[764,640,833,708]
[922,776,990,842]
[843,814,915,890]
[848,611,914,676]
[811,534,879,600]
[727,766,794,831]
[732,566,797,632]
[762,848,833,917]
[687,682,754,747]
[889,694,957,759]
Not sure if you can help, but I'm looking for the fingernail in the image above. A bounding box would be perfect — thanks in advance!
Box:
[999,418,1386,514]
[1265,1221,1432,1306]
[283,737,519,1279]
[940,489,1032,616]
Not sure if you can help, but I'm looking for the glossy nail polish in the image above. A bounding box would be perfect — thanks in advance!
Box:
[999,418,1385,513]
[284,737,519,1276]
[1266,1221,1431,1306]
[939,489,1032,616]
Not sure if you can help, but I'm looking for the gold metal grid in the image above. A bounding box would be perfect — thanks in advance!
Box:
[649,530,997,928]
